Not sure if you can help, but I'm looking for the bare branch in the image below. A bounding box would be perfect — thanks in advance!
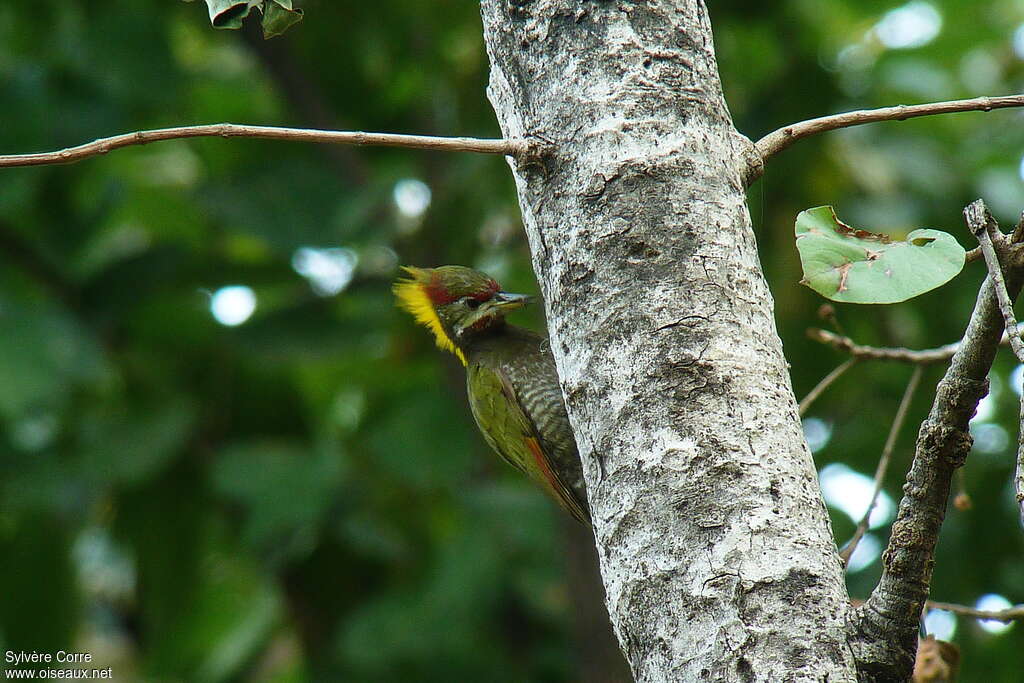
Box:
[798,357,858,417]
[807,328,960,364]
[750,94,1024,177]
[850,200,1024,679]
[972,203,1024,524]
[926,600,1024,623]
[973,210,1024,362]
[1017,389,1024,526]
[0,123,536,168]
[808,326,1023,364]
[840,365,923,566]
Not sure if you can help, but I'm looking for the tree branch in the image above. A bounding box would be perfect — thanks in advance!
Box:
[798,357,858,416]
[482,1,859,678]
[0,124,536,168]
[964,209,1024,526]
[1017,398,1024,525]
[974,215,1024,362]
[926,600,1024,623]
[746,94,1024,184]
[850,200,1024,679]
[839,365,923,566]
[807,326,1023,364]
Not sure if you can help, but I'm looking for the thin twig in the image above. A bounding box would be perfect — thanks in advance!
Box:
[969,200,1024,527]
[1012,210,1024,245]
[798,357,858,417]
[840,366,924,566]
[753,94,1024,166]
[0,123,535,168]
[807,329,959,364]
[1002,216,1024,524]
[926,600,1024,623]
[807,327,1022,364]
[1015,396,1024,525]
[973,209,1024,362]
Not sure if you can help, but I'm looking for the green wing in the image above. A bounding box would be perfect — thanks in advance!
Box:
[466,362,589,523]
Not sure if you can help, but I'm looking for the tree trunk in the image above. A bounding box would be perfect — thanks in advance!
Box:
[480,2,858,680]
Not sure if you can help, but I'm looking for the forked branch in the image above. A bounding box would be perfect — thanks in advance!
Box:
[849,200,1024,680]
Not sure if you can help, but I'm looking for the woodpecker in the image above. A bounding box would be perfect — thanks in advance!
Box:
[393,265,589,523]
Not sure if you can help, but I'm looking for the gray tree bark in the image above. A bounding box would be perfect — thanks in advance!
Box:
[481,2,858,681]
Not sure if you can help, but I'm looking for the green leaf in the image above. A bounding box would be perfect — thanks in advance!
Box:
[189,0,303,36]
[262,1,304,38]
[200,0,260,29]
[794,206,966,304]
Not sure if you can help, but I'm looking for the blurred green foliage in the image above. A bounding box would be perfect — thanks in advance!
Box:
[0,0,1022,680]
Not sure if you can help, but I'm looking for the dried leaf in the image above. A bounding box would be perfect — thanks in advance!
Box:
[913,636,960,683]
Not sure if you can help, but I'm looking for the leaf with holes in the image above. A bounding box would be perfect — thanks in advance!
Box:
[795,206,965,304]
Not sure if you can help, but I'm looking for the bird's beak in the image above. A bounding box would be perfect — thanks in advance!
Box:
[455,290,533,340]
[491,291,532,312]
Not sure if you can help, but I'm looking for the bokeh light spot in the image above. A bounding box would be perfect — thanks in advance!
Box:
[819,463,895,529]
[970,423,1008,455]
[874,2,942,50]
[924,609,957,641]
[976,594,1015,634]
[845,532,881,573]
[393,178,432,218]
[210,285,257,326]
[1013,24,1024,60]
[292,247,358,296]
[802,417,833,453]
[1010,364,1024,396]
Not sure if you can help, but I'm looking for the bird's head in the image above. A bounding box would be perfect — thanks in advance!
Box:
[393,265,531,365]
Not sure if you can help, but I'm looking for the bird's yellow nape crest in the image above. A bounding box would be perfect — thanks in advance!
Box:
[393,266,467,365]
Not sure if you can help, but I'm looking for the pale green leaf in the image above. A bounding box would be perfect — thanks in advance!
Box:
[795,206,966,304]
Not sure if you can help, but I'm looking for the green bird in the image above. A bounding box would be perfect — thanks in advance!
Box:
[393,265,589,524]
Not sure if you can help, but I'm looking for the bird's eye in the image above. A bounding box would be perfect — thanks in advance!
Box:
[465,298,481,310]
